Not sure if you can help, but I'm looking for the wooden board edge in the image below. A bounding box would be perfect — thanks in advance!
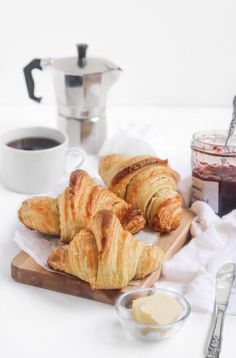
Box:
[11,209,195,304]
[11,252,120,305]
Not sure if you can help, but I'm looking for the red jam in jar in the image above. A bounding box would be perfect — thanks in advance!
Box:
[191,130,236,216]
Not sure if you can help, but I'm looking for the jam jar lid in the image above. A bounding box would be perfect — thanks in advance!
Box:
[191,130,236,157]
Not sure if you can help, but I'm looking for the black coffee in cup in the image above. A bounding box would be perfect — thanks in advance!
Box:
[0,126,84,193]
[7,137,60,151]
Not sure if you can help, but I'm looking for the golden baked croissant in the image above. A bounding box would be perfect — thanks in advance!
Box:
[48,209,164,289]
[18,169,145,243]
[99,154,182,232]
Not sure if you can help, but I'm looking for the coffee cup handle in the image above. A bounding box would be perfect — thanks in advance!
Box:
[66,147,85,173]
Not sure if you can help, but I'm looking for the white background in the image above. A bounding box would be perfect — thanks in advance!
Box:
[1,2,236,356]
[1,0,236,107]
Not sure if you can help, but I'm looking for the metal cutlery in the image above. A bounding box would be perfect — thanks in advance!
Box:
[205,262,235,358]
[225,96,236,147]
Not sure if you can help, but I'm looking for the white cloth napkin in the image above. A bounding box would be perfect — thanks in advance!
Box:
[100,126,236,314]
[156,201,236,314]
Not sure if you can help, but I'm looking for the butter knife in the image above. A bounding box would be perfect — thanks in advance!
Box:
[205,263,235,358]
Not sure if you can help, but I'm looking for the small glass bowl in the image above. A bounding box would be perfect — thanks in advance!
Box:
[115,287,191,342]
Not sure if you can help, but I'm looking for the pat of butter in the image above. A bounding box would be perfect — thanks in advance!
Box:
[131,293,182,325]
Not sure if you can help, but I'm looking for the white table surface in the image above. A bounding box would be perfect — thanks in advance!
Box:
[0,105,235,358]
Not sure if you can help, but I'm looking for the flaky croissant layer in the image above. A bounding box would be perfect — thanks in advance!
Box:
[99,154,183,232]
[48,210,164,289]
[18,170,145,243]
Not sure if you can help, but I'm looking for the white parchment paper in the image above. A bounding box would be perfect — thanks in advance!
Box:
[12,126,236,313]
[13,170,160,272]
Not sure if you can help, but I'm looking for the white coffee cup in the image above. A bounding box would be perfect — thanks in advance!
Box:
[0,127,85,194]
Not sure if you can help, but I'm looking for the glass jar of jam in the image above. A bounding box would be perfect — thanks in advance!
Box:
[191,130,236,216]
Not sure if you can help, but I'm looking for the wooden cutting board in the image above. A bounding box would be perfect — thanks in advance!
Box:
[11,209,195,305]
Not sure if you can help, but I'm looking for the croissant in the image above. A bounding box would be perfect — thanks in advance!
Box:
[18,169,145,243]
[99,154,183,232]
[48,209,164,289]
